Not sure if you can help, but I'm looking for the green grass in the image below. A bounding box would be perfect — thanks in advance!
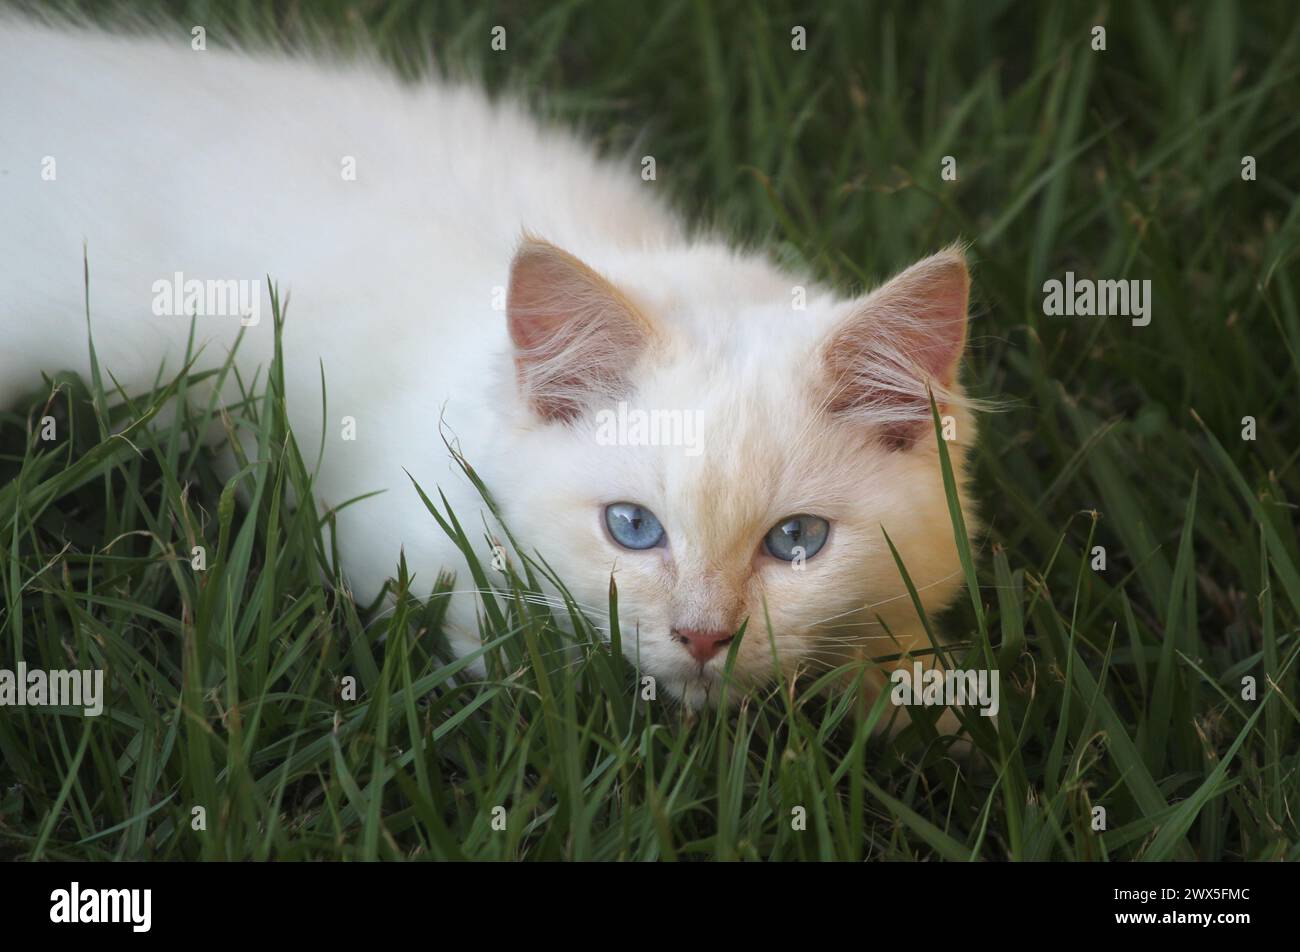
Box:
[2,0,1299,860]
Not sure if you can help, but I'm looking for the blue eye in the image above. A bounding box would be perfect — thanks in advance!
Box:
[604,503,666,550]
[764,515,829,561]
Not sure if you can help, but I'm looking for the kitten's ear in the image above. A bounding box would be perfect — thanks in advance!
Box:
[821,247,970,447]
[507,235,657,423]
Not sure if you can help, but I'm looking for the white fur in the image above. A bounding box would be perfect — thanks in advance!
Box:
[0,19,976,710]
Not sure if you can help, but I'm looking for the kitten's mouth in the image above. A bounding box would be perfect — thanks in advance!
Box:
[669,661,754,710]
[674,673,716,711]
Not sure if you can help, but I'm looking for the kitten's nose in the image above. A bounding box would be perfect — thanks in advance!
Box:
[672,628,735,664]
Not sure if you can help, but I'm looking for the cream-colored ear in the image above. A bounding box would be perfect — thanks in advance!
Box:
[821,246,970,446]
[507,235,657,423]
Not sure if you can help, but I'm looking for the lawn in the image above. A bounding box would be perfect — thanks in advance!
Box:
[1,0,1298,860]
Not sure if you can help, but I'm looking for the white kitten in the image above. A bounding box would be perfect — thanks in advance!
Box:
[0,18,977,711]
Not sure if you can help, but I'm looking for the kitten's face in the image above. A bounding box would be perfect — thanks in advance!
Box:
[500,238,974,707]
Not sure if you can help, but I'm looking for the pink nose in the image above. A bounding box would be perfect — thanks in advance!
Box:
[673,628,735,664]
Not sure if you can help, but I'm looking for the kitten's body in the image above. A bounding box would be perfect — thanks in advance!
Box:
[1,19,976,710]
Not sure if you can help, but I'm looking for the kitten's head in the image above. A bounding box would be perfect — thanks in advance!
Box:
[495,235,975,708]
